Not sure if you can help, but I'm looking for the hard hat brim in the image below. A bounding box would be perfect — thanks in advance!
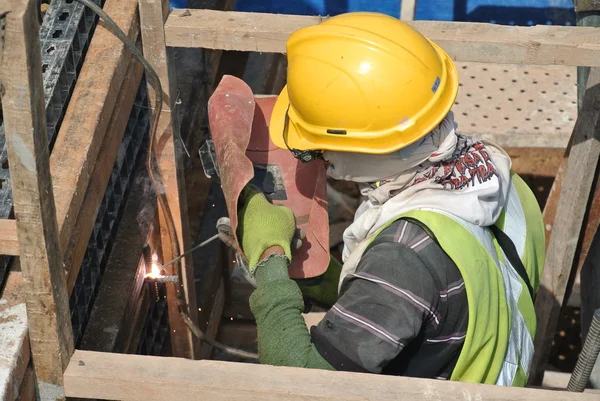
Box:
[269,41,458,155]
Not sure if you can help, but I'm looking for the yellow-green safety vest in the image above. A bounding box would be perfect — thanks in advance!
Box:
[343,172,545,386]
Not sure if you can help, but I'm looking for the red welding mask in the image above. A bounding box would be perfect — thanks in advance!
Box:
[204,75,330,279]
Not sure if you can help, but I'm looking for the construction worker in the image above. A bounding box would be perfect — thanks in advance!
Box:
[236,12,545,385]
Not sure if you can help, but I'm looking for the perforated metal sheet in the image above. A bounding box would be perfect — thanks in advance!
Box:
[0,0,104,289]
[453,62,577,148]
[137,283,171,356]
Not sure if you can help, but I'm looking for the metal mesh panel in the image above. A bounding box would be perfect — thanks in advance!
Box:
[137,282,171,356]
[0,0,105,287]
[70,80,149,345]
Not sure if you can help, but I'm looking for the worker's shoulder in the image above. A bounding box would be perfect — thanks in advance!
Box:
[369,218,434,251]
[361,218,461,287]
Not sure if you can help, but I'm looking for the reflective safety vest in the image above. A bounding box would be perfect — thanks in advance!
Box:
[342,172,545,386]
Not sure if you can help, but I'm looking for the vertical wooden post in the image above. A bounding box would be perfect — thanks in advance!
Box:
[400,0,416,21]
[0,0,74,391]
[529,67,600,385]
[138,0,201,359]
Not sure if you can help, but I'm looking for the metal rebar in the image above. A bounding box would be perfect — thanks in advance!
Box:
[568,309,600,391]
[142,243,153,275]
[147,275,179,283]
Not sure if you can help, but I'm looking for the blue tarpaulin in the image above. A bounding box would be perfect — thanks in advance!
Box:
[171,0,576,25]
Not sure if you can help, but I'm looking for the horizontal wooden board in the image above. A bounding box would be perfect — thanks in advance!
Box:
[65,350,599,401]
[165,9,600,66]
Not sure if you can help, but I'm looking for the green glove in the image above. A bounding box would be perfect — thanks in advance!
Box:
[237,186,296,274]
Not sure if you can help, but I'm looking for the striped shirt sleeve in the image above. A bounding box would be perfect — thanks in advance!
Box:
[311,240,440,374]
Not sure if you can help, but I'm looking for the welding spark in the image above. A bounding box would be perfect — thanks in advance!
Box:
[145,254,165,279]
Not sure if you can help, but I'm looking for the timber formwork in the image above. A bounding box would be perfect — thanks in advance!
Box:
[1,1,600,400]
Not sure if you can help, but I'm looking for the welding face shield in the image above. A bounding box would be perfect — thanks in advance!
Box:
[202,76,330,280]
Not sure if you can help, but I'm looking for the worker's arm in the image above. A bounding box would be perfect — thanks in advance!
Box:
[250,240,437,373]
[236,187,334,369]
[237,188,437,372]
[250,249,335,369]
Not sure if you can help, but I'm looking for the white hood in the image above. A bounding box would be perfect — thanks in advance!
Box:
[323,111,512,262]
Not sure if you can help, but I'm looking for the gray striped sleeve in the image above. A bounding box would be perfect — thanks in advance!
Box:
[312,240,439,373]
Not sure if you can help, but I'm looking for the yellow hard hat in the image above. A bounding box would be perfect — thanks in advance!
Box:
[269,12,458,158]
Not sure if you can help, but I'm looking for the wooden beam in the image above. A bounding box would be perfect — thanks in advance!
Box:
[400,0,417,21]
[543,139,600,309]
[0,271,30,400]
[122,284,153,354]
[204,0,239,92]
[541,371,600,394]
[476,132,570,150]
[199,278,225,358]
[50,0,139,261]
[139,0,200,359]
[216,320,257,348]
[0,219,19,256]
[541,142,571,256]
[164,10,600,67]
[193,182,227,358]
[65,350,599,401]
[262,54,287,95]
[0,0,74,387]
[17,365,36,401]
[63,46,144,294]
[571,167,600,296]
[529,67,600,385]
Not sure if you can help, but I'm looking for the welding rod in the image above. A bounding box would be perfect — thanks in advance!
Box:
[151,275,179,283]
[160,233,220,269]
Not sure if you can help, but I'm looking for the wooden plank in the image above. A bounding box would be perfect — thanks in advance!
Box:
[0,219,19,256]
[164,10,600,67]
[0,0,74,386]
[542,371,571,390]
[198,278,225,359]
[541,137,573,250]
[204,0,239,92]
[216,320,257,348]
[139,0,200,359]
[65,350,600,401]
[541,370,600,394]
[476,132,570,149]
[50,0,140,258]
[193,182,227,358]
[262,54,287,95]
[123,285,153,354]
[571,170,600,297]
[16,365,36,401]
[0,271,30,400]
[529,67,600,385]
[555,140,600,306]
[63,46,144,294]
[400,0,417,21]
